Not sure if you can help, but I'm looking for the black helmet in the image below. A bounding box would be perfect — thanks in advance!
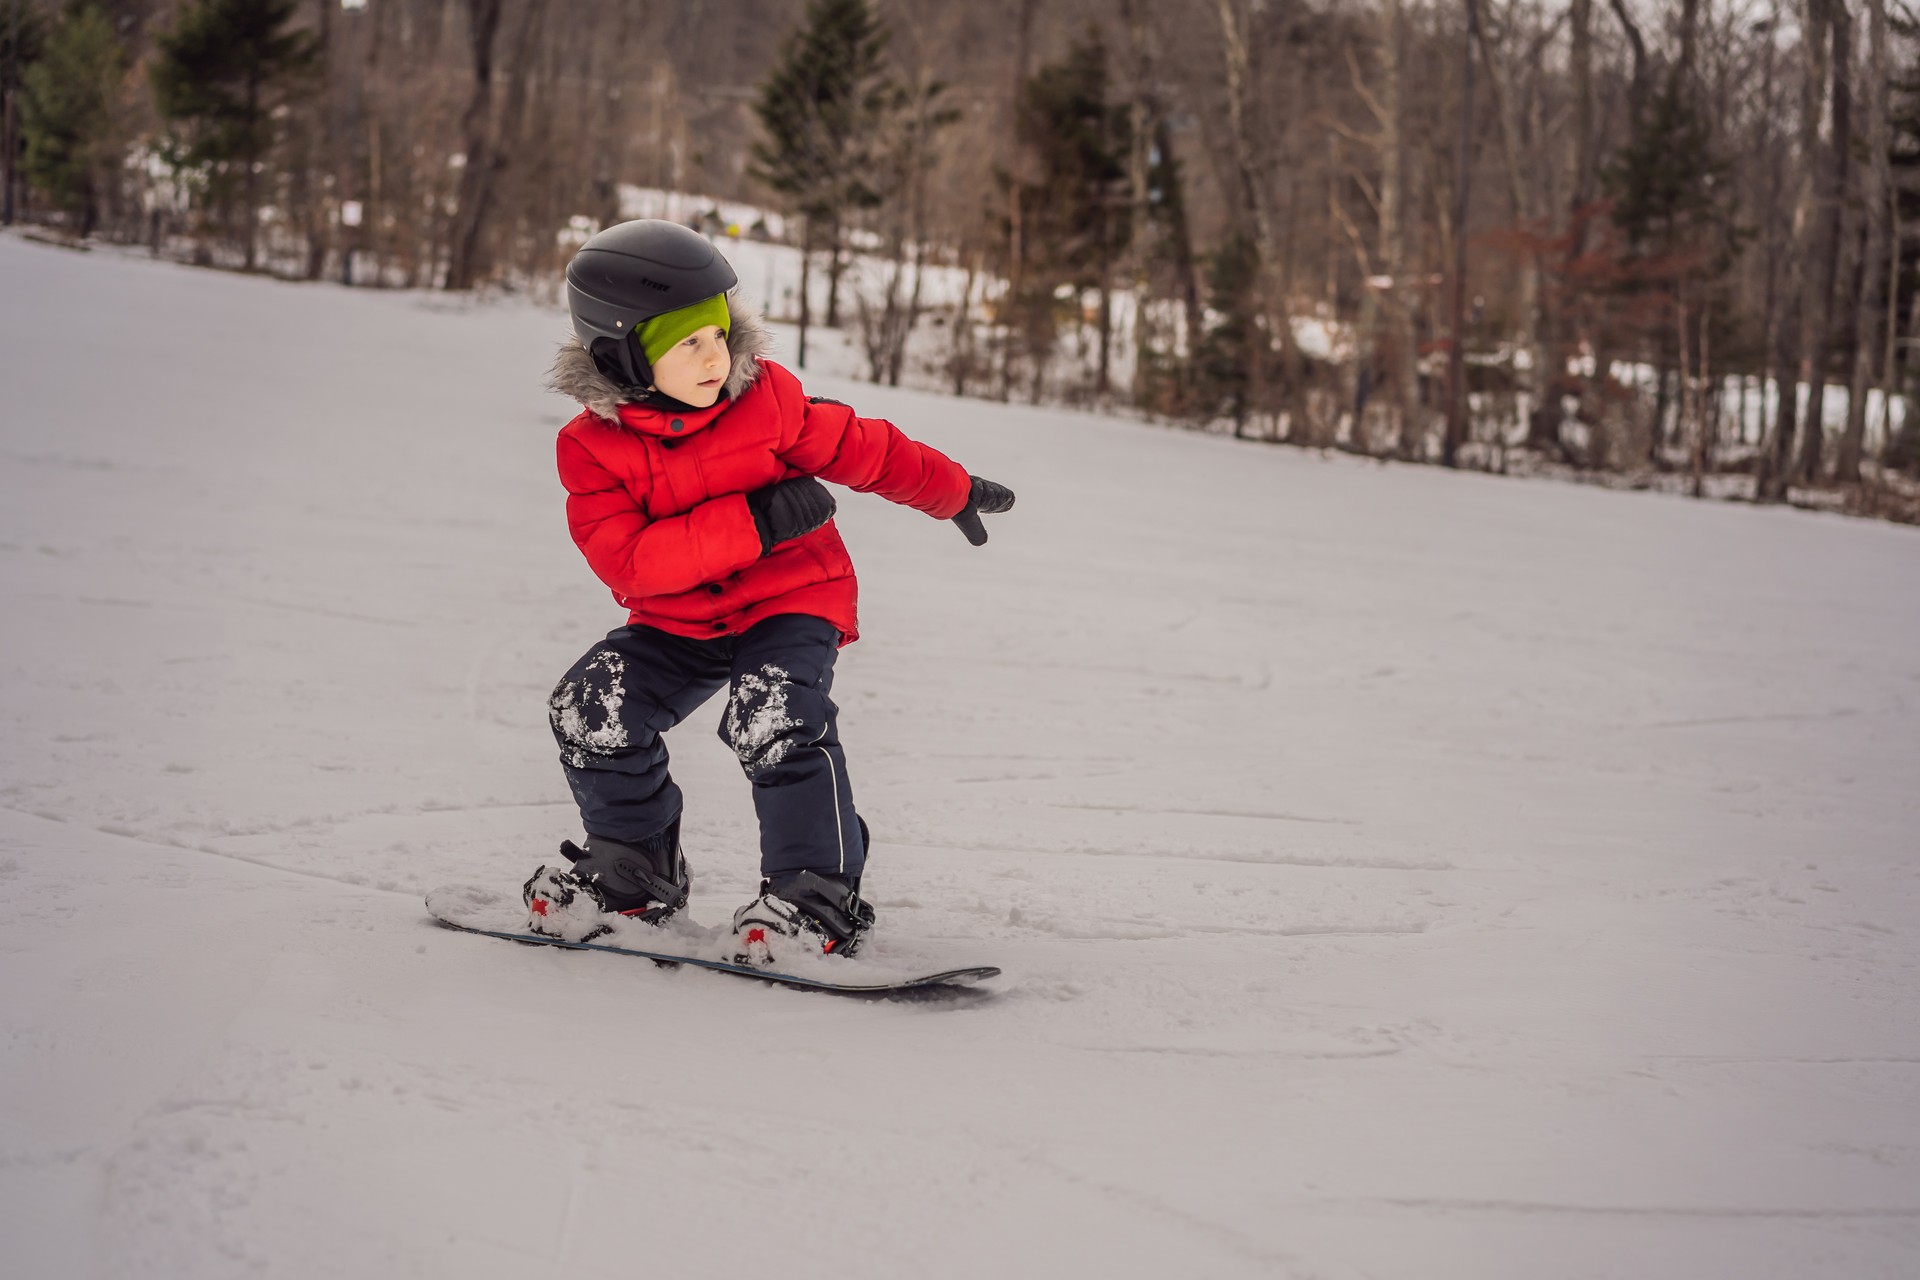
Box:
[565,219,738,388]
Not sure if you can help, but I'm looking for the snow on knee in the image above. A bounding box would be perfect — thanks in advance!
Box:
[724,663,800,770]
[549,650,630,766]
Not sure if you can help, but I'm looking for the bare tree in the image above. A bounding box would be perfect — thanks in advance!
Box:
[1793,0,1854,483]
[445,0,505,291]
[1838,0,1890,482]
[1442,0,1479,469]
[1757,0,1834,500]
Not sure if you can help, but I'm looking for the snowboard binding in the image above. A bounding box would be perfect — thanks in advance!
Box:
[731,869,875,965]
[524,824,689,942]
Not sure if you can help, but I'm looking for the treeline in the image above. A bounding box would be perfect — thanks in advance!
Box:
[6,0,1920,516]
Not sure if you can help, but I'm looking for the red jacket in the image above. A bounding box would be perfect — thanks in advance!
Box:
[547,303,971,645]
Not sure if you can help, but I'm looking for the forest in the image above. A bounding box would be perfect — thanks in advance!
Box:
[7,0,1920,520]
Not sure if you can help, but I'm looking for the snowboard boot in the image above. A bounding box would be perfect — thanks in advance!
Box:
[731,869,875,965]
[523,820,689,943]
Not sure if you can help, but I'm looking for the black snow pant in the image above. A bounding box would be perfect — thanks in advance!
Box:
[547,613,865,882]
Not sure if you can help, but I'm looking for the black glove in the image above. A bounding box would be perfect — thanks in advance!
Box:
[952,475,1015,546]
[744,476,836,554]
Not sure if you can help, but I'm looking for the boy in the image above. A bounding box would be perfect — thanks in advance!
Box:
[527,219,1014,965]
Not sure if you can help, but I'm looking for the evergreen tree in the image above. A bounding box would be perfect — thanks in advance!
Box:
[1599,74,1741,463]
[2,0,51,225]
[19,4,122,235]
[998,32,1131,401]
[752,0,895,358]
[1017,35,1131,290]
[1191,234,1261,433]
[151,0,317,271]
[1604,80,1742,304]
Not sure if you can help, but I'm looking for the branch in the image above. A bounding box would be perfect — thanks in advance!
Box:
[1345,42,1391,131]
[1471,7,1530,220]
[1331,195,1375,278]
[1526,7,1569,65]
[1605,0,1649,95]
[1349,166,1383,217]
[1319,112,1385,151]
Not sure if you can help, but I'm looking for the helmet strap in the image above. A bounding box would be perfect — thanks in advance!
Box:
[588,333,654,393]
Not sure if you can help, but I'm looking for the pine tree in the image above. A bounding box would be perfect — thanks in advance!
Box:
[1191,234,1261,433]
[151,0,317,271]
[998,32,1131,401]
[1599,74,1741,466]
[2,0,51,225]
[19,4,121,236]
[752,0,895,362]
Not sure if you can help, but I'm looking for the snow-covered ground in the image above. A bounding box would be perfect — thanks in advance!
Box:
[3,232,1918,1278]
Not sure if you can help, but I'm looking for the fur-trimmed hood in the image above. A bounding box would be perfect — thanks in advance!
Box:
[547,291,775,422]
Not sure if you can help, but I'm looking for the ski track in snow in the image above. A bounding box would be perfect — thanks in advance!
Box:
[3,233,1920,1278]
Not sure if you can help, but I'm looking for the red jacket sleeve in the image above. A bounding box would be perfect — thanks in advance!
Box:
[773,375,972,519]
[557,432,763,598]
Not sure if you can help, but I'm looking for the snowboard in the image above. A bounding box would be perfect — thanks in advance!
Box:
[425,885,1001,1000]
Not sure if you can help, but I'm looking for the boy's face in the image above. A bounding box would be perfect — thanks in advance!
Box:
[651,324,731,408]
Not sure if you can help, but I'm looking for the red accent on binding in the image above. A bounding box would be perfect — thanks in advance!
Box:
[529,897,549,916]
[746,927,767,945]
[821,938,837,954]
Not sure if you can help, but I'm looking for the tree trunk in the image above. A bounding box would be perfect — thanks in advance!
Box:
[1651,350,1673,464]
[1121,0,1155,409]
[1838,207,1878,482]
[1795,0,1852,484]
[887,74,941,389]
[445,0,505,291]
[893,235,925,387]
[4,0,20,227]
[1221,0,1313,441]
[1217,0,1276,436]
[589,1,639,231]
[1096,166,1116,405]
[1606,0,1651,131]
[1443,0,1477,468]
[826,213,844,328]
[1474,12,1553,455]
[244,71,261,271]
[1757,0,1830,501]
[1378,0,1421,456]
[798,214,814,369]
[863,204,906,384]
[1093,100,1121,408]
[998,0,1043,406]
[1561,0,1606,447]
[950,252,978,397]
[1155,113,1204,388]
[1757,0,1786,473]
[1881,83,1904,461]
[1838,0,1889,483]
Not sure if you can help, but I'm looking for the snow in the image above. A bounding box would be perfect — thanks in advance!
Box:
[549,649,630,767]
[722,663,800,769]
[4,231,1920,1278]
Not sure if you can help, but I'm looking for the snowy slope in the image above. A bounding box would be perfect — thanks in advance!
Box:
[3,233,1918,1279]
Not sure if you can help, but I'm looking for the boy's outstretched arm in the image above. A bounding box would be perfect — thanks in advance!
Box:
[775,374,1015,543]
